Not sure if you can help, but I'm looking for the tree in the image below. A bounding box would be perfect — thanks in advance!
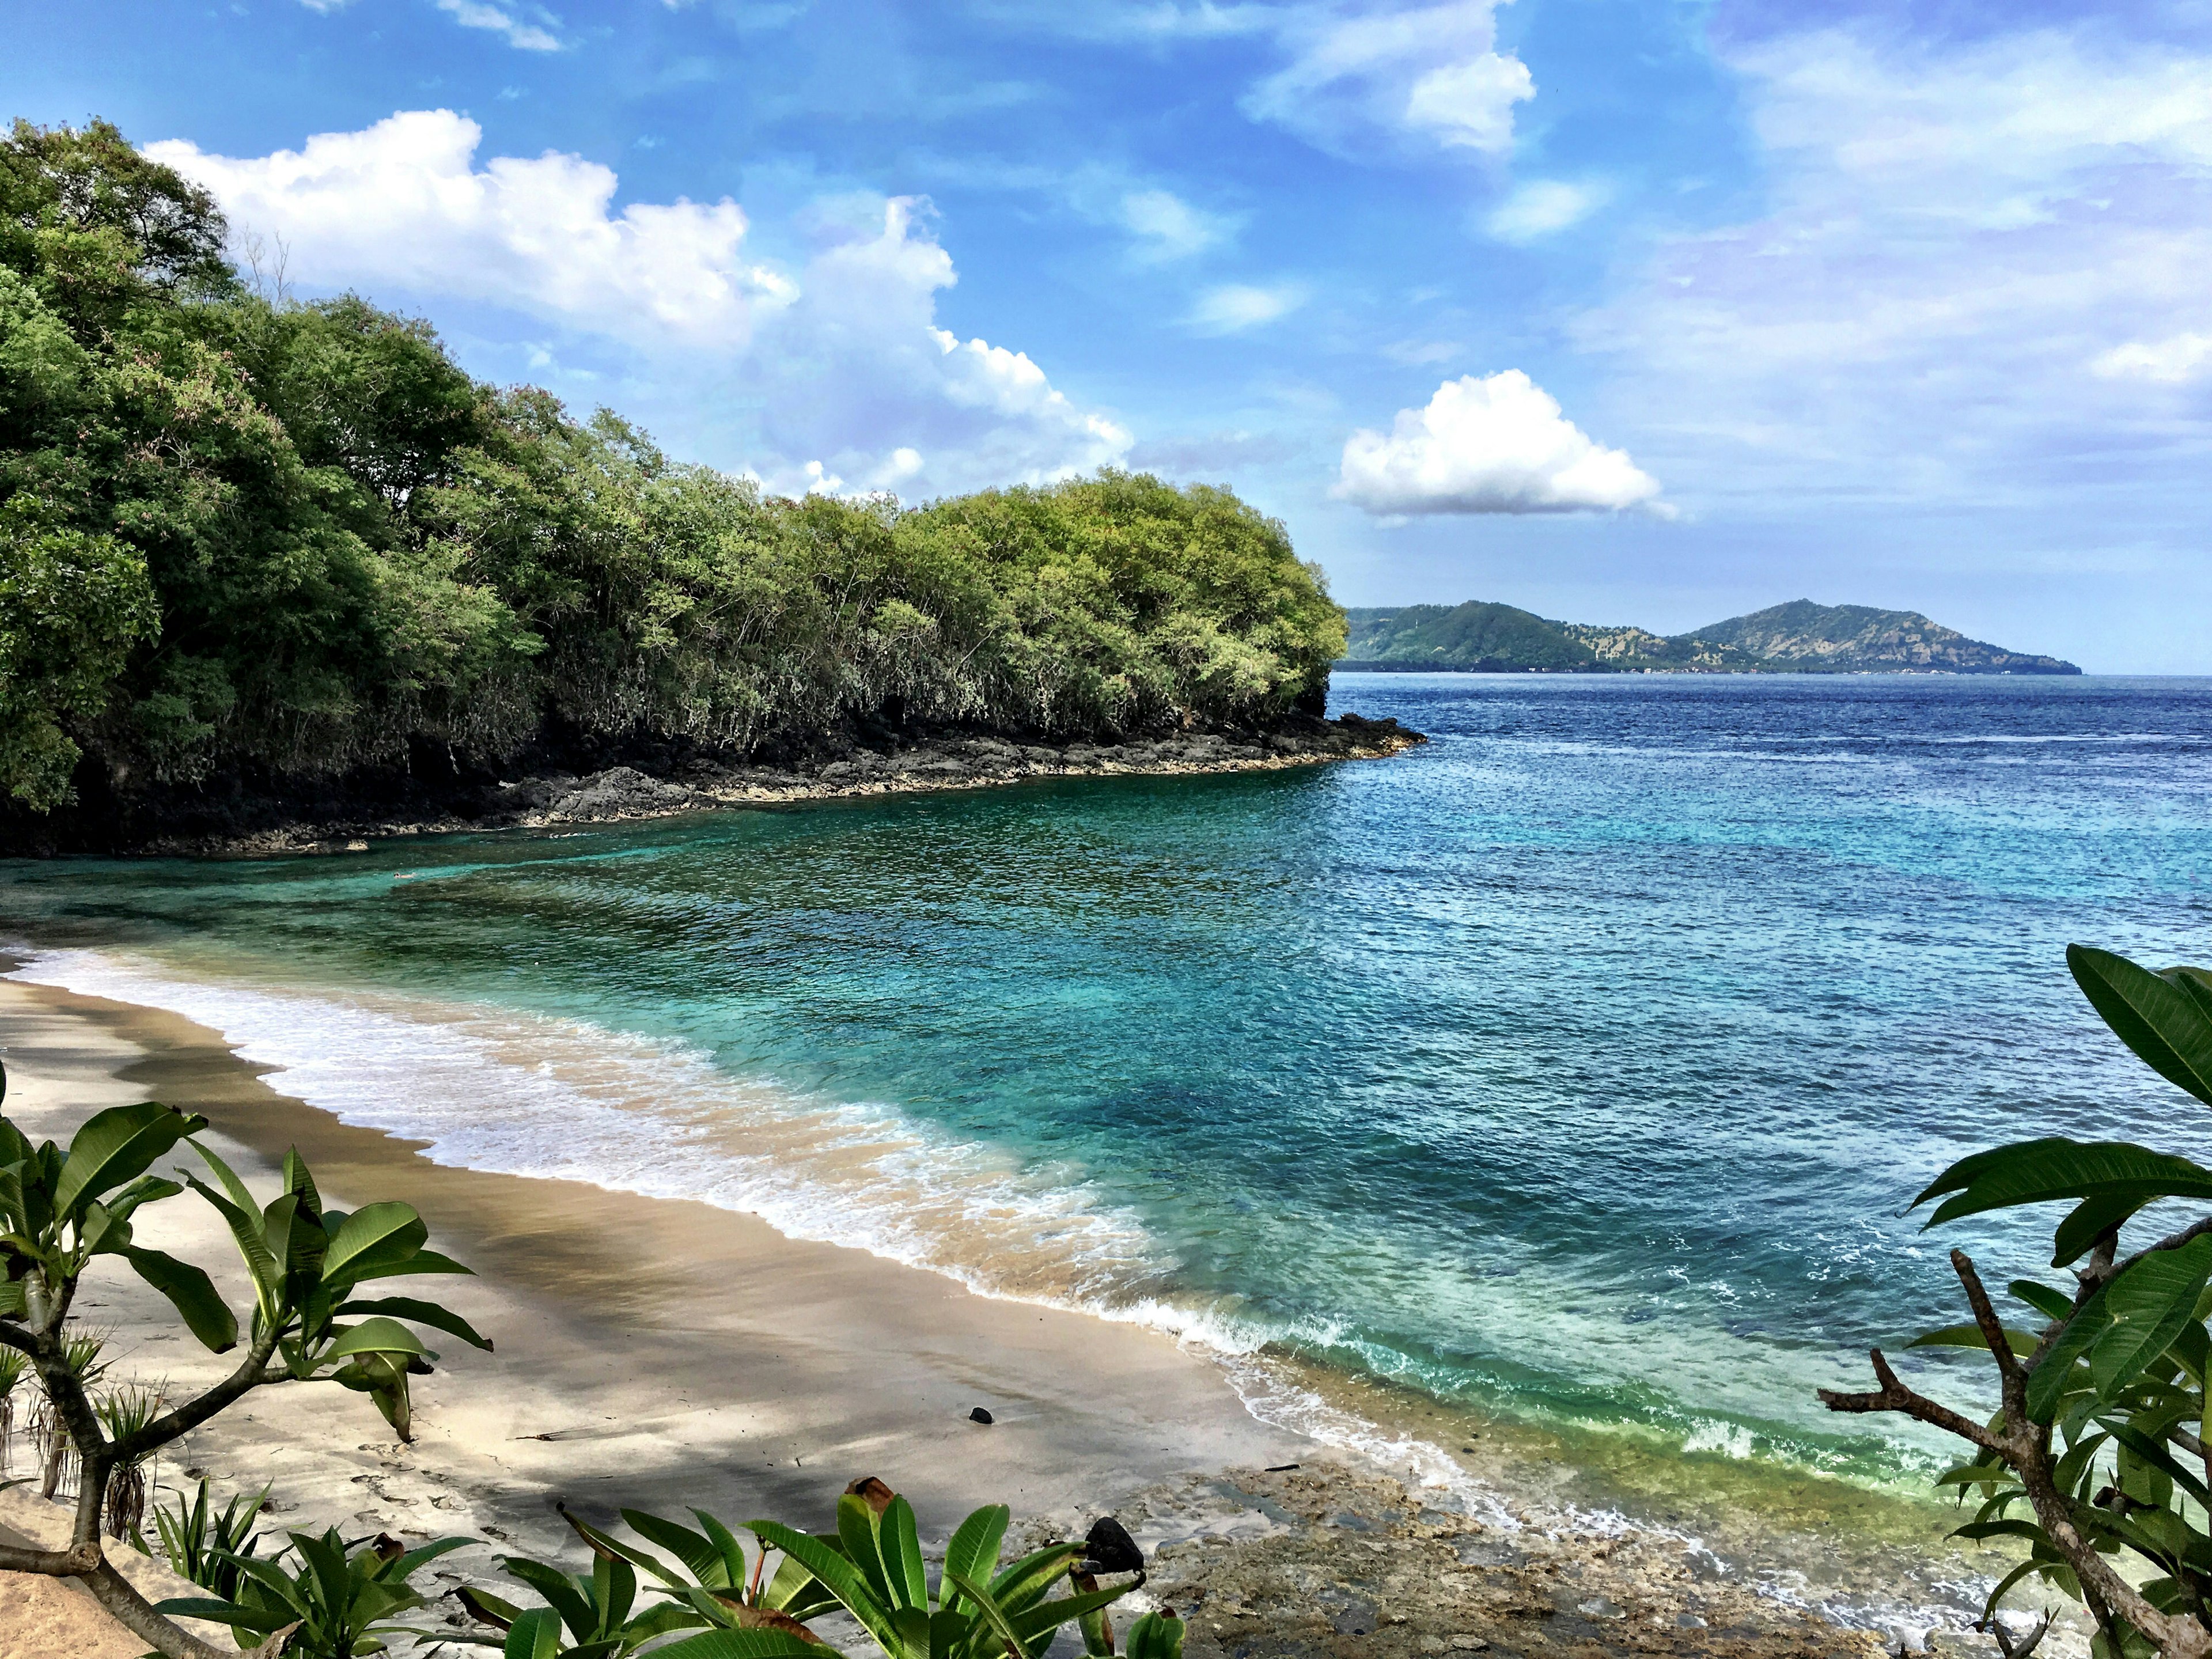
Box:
[1823,944,2212,1659]
[0,1066,487,1658]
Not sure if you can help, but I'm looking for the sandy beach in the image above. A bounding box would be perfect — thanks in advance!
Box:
[0,974,2006,1658]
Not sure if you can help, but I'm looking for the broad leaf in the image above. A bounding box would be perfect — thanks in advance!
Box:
[1918,1138,2212,1228]
[52,1103,203,1219]
[1908,1323,2039,1357]
[338,1296,491,1351]
[747,1520,896,1653]
[321,1202,429,1286]
[2011,1279,2078,1325]
[944,1504,1009,1608]
[2070,944,2212,1107]
[323,1315,431,1362]
[2088,1236,2212,1402]
[649,1631,828,1659]
[127,1246,238,1351]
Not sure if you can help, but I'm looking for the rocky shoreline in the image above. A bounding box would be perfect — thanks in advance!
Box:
[1,713,1425,858]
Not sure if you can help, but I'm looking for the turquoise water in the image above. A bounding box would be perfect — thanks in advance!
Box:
[5,673,2211,1492]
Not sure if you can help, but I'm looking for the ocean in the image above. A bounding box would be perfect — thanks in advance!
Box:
[6,672,2210,1503]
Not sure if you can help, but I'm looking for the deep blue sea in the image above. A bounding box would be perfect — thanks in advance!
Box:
[6,673,2210,1496]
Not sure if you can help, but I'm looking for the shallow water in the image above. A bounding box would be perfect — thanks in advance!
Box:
[6,673,2210,1500]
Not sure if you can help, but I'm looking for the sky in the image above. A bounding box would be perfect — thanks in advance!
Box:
[9,0,2212,671]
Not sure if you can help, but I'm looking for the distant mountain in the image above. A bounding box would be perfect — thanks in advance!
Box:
[1338,599,2079,676]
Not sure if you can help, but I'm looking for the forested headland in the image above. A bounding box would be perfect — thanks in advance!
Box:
[0,119,1368,853]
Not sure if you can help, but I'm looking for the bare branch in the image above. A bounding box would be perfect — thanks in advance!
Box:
[0,1540,102,1575]
[1819,1348,2009,1454]
[1954,1249,2029,1429]
[112,1327,282,1462]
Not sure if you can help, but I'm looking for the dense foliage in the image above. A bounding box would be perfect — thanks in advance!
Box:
[0,118,1344,814]
[1825,945,2212,1659]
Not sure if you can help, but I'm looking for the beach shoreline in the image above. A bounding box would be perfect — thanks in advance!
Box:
[0,972,2029,1657]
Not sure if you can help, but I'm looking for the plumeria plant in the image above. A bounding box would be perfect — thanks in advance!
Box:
[0,1065,488,1658]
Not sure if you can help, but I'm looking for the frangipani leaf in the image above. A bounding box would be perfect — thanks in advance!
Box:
[2088,1236,2212,1402]
[321,1202,425,1286]
[323,1316,431,1362]
[1908,1323,2039,1357]
[649,1631,828,1659]
[126,1245,237,1351]
[52,1102,203,1219]
[2070,944,2212,1107]
[338,1296,491,1351]
[1917,1138,2212,1228]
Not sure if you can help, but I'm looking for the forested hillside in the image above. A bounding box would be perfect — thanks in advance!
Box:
[0,119,1346,834]
[1342,599,2077,674]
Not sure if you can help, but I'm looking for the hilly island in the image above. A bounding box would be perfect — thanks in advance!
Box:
[1341,598,2081,676]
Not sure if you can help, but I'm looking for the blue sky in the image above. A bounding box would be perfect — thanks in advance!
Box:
[10,0,2212,669]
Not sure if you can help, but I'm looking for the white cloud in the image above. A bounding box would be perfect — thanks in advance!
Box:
[150,112,785,351]
[434,0,563,50]
[1119,188,1229,262]
[1486,178,1605,243]
[2093,332,2212,384]
[150,112,1128,497]
[1333,370,1664,514]
[1188,282,1307,333]
[1570,27,2212,508]
[1243,1,1532,158]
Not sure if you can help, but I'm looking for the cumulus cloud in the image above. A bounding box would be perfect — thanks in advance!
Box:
[1485,178,1605,243]
[150,112,1128,496]
[1243,1,1532,158]
[1333,371,1664,515]
[1188,282,1306,333]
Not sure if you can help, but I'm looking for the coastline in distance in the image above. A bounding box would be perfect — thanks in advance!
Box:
[1339,597,2082,675]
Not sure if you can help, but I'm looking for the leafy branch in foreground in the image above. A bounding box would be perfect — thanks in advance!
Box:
[452,1476,1183,1659]
[0,1063,488,1659]
[1823,944,2212,1659]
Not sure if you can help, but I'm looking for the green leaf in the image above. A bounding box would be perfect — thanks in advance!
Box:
[838,1493,894,1612]
[2054,1194,2152,1268]
[944,1569,1025,1657]
[126,1246,237,1352]
[1124,1610,1186,1659]
[323,1316,431,1362]
[337,1296,491,1351]
[1919,1138,2212,1228]
[882,1495,927,1613]
[942,1505,1009,1609]
[690,1509,752,1590]
[2101,1418,2212,1513]
[2070,945,2212,1107]
[1908,1323,2039,1357]
[2011,1279,2078,1325]
[504,1606,563,1659]
[183,1171,281,1306]
[281,1147,323,1217]
[2029,1284,2113,1423]
[747,1520,896,1654]
[321,1203,429,1287]
[1005,1584,1130,1646]
[151,1596,296,1634]
[622,1509,726,1586]
[52,1103,203,1219]
[349,1247,472,1281]
[647,1631,828,1659]
[2089,1236,2212,1403]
